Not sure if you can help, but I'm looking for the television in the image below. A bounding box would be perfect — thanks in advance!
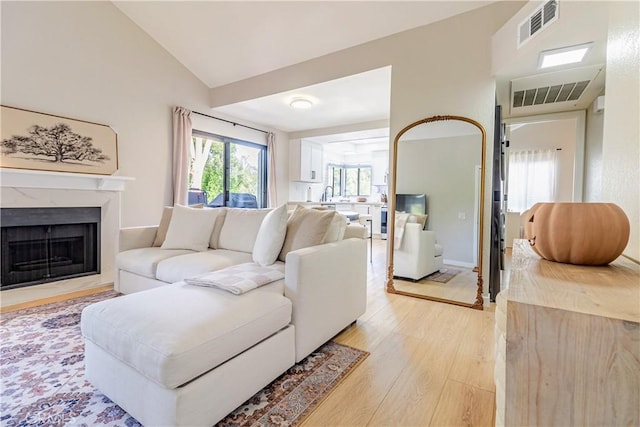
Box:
[396,193,427,215]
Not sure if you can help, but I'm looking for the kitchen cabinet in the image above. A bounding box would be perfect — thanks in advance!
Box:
[371,205,381,235]
[352,204,370,215]
[290,139,323,182]
[371,150,389,185]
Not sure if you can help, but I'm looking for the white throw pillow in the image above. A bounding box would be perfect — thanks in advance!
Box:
[161,205,218,252]
[252,204,288,266]
[218,208,270,253]
[407,213,428,230]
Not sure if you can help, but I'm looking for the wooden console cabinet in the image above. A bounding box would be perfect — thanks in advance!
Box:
[495,240,640,426]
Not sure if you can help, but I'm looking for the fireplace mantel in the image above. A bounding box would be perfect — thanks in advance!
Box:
[1,168,134,192]
[1,168,133,308]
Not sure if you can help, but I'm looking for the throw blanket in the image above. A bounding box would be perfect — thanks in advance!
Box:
[185,262,285,295]
[394,212,410,250]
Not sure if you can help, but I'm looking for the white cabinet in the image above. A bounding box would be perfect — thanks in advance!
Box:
[290,139,323,182]
[371,150,389,185]
[371,205,381,235]
[352,204,370,215]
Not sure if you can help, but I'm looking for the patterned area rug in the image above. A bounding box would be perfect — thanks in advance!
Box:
[1,291,368,426]
[424,268,462,283]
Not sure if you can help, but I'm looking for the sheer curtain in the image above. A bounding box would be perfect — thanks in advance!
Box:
[267,132,277,207]
[508,149,557,212]
[172,106,192,206]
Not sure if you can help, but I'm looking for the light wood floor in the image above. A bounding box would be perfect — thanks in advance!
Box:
[303,238,497,426]
[5,239,498,426]
[394,265,479,305]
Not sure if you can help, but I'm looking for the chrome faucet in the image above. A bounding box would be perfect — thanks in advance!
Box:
[321,186,333,202]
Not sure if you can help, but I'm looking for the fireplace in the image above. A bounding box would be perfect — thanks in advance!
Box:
[1,207,101,290]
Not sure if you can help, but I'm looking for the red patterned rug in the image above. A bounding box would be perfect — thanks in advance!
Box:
[0,291,368,426]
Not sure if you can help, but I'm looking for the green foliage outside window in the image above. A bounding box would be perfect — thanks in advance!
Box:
[189,136,260,204]
[197,140,224,201]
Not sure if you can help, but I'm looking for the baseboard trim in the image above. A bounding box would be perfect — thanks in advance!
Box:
[443,259,476,269]
[0,284,114,313]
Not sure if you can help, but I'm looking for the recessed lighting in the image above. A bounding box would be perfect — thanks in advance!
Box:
[538,42,593,69]
[290,97,313,109]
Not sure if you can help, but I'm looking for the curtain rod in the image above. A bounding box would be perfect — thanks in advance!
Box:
[192,111,269,135]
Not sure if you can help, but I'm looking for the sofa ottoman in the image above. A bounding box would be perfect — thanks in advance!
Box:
[81,281,295,426]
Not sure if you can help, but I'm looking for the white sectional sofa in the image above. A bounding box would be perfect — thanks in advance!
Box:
[81,204,367,426]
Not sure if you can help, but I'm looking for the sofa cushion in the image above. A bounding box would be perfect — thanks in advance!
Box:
[155,249,253,284]
[208,207,228,249]
[161,205,219,252]
[81,282,292,389]
[253,204,287,266]
[218,208,270,253]
[278,205,336,262]
[117,247,194,279]
[322,212,347,243]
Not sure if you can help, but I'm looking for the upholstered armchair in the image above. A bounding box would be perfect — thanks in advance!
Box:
[394,223,444,280]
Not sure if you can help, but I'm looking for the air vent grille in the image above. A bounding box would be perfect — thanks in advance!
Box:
[518,0,558,47]
[512,80,590,108]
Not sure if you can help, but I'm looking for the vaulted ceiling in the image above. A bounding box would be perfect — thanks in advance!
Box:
[114,1,609,134]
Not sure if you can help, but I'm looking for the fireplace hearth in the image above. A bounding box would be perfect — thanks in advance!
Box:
[1,207,101,290]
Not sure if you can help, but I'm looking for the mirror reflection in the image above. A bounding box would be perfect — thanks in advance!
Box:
[387,116,485,309]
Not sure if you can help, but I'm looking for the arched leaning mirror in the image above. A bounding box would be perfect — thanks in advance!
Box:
[386,115,486,310]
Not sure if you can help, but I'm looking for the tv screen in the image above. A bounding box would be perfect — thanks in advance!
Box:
[396,193,427,215]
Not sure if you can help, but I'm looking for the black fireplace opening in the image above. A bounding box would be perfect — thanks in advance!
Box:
[1,207,101,290]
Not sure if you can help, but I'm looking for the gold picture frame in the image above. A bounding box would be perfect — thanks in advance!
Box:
[1,105,118,175]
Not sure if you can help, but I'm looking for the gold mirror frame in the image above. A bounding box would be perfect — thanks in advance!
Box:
[385,115,486,310]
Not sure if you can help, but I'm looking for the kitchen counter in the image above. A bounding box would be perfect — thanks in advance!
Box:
[288,201,385,207]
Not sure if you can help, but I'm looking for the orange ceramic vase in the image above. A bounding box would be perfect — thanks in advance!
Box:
[523,202,630,265]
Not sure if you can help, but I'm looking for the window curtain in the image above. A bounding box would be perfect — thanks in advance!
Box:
[172,106,192,206]
[508,149,557,212]
[267,132,277,207]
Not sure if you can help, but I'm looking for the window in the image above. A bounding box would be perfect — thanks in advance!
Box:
[329,165,342,196]
[508,149,557,212]
[326,164,371,197]
[189,131,267,208]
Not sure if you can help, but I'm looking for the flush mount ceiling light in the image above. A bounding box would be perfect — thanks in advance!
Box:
[289,97,313,109]
[538,42,593,69]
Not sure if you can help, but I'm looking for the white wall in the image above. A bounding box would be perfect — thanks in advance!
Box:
[584,92,605,202]
[397,134,480,265]
[0,2,204,226]
[1,1,526,288]
[0,1,290,227]
[602,1,640,261]
[208,2,523,288]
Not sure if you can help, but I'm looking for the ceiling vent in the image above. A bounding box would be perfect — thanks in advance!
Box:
[512,80,590,108]
[518,0,559,47]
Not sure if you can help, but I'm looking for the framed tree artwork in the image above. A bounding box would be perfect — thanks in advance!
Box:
[0,105,118,175]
